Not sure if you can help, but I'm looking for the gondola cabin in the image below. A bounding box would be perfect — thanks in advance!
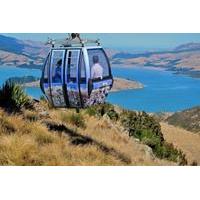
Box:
[40,35,113,108]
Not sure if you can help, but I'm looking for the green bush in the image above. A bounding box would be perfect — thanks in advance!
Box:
[154,143,187,165]
[40,95,46,101]
[86,103,119,121]
[0,81,31,111]
[69,113,86,129]
[86,106,98,117]
[120,110,187,165]
[120,110,163,139]
[135,129,161,148]
[106,109,119,121]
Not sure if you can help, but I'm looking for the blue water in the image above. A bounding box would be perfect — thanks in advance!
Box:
[108,66,200,112]
[0,66,43,99]
[1,65,200,112]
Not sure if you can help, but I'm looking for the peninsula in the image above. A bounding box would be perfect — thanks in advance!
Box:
[22,77,143,92]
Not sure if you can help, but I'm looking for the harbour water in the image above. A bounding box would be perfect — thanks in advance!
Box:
[1,65,200,112]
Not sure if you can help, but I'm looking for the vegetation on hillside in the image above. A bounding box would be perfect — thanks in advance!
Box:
[0,81,32,111]
[86,104,187,165]
[0,82,188,165]
[166,106,200,133]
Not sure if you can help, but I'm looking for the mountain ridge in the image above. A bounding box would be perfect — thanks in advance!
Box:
[1,35,200,78]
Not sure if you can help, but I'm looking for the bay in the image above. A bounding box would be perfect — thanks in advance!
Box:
[1,65,200,112]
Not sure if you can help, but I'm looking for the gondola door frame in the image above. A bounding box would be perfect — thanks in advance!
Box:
[49,49,66,107]
[65,49,82,108]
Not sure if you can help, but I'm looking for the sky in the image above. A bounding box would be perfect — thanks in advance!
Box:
[3,33,200,52]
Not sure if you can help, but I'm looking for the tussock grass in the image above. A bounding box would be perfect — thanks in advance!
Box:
[0,81,32,111]
[0,109,125,165]
[0,81,188,166]
[57,111,86,129]
[69,113,86,129]
[23,110,39,122]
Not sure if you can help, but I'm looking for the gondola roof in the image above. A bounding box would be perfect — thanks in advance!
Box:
[46,35,101,48]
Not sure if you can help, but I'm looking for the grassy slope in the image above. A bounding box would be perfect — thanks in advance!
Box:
[166,106,200,133]
[0,101,176,166]
[161,122,200,165]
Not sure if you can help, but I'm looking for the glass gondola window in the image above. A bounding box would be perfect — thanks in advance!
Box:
[88,49,110,80]
[51,50,65,84]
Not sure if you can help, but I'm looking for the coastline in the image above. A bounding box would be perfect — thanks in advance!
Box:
[112,64,166,71]
[112,77,143,92]
[111,64,200,78]
[23,77,144,92]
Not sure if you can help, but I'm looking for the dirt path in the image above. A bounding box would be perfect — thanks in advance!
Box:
[161,122,200,165]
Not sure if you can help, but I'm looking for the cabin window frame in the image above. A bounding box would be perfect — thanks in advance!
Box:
[78,51,87,84]
[87,48,112,82]
[49,49,66,107]
[65,50,81,83]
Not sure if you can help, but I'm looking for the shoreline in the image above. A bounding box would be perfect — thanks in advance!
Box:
[112,64,200,78]
[112,77,143,92]
[112,64,166,71]
[23,77,144,92]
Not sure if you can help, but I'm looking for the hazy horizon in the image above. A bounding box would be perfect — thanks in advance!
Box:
[2,33,200,52]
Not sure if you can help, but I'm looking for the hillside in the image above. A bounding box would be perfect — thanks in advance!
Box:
[0,35,49,68]
[112,43,200,77]
[161,122,200,165]
[166,106,200,133]
[174,42,200,52]
[0,81,189,165]
[0,34,117,69]
[0,100,187,165]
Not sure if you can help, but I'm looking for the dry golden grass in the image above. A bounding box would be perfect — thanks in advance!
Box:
[161,122,200,165]
[50,109,173,166]
[0,109,125,165]
[0,105,175,166]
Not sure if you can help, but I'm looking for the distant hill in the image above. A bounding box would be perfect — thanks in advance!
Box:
[0,34,49,69]
[166,106,200,133]
[174,42,200,52]
[0,34,118,69]
[1,34,200,78]
[7,76,39,85]
[111,43,200,77]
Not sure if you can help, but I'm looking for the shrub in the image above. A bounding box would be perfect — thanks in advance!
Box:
[120,110,163,139]
[0,81,31,111]
[86,103,119,121]
[135,129,161,148]
[86,106,98,117]
[69,113,86,129]
[154,143,187,165]
[106,109,119,121]
[40,95,46,101]
[120,110,187,165]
